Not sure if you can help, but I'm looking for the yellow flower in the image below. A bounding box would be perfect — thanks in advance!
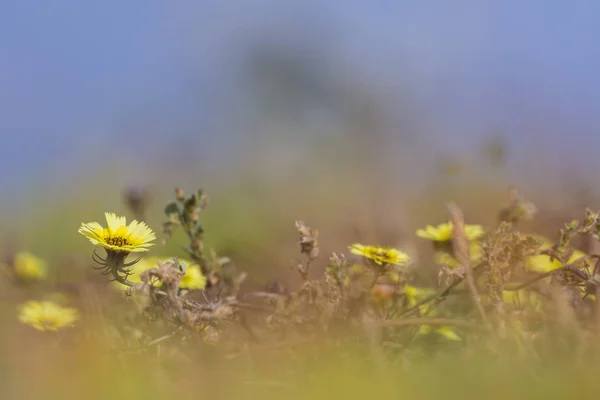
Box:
[18,300,78,332]
[348,244,410,266]
[112,257,207,291]
[78,212,155,254]
[13,252,47,281]
[416,222,485,242]
[525,234,586,273]
[110,257,160,290]
[180,264,208,290]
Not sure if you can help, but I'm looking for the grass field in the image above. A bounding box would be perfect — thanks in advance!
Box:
[3,163,600,400]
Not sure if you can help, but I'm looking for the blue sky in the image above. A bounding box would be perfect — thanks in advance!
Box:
[2,1,600,198]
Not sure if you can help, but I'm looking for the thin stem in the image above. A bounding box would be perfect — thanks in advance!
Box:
[399,276,466,318]
[504,255,597,292]
[147,332,178,347]
[448,202,492,333]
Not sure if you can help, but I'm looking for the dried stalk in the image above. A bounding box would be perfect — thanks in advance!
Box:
[448,202,493,333]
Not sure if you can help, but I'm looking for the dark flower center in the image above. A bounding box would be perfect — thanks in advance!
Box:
[106,236,130,247]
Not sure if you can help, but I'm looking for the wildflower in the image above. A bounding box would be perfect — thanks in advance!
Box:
[78,212,155,254]
[110,258,162,290]
[13,252,47,282]
[18,300,78,332]
[180,264,208,290]
[525,234,586,273]
[416,221,484,242]
[112,257,207,291]
[348,244,410,266]
[78,212,155,282]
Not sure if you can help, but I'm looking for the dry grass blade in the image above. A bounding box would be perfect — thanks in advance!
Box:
[448,202,493,333]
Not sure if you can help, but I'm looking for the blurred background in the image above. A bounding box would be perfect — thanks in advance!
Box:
[2,0,600,279]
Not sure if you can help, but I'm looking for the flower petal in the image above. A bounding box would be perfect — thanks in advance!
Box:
[105,213,127,234]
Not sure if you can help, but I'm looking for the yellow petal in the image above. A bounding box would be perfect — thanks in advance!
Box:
[105,212,127,234]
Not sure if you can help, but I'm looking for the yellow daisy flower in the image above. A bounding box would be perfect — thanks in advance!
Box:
[112,257,207,291]
[18,300,78,332]
[78,212,156,254]
[348,244,410,266]
[416,221,485,242]
[13,252,47,282]
[110,258,161,290]
[180,264,208,290]
[524,234,586,273]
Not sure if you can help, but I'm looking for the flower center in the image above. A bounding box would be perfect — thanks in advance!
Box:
[106,236,130,247]
[40,318,56,329]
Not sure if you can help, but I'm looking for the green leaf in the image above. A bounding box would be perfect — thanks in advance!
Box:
[565,220,578,231]
[218,257,231,266]
[178,260,187,274]
[184,196,197,211]
[194,224,204,239]
[164,202,180,217]
[182,246,195,257]
[436,326,462,341]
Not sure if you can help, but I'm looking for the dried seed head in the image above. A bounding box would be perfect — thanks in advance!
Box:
[295,220,319,260]
[124,185,150,220]
[498,188,537,224]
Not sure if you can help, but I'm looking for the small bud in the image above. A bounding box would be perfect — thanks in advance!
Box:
[175,188,185,201]
[124,185,149,220]
[199,195,209,209]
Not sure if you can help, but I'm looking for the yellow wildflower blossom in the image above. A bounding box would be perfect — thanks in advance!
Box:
[13,252,47,282]
[18,300,78,332]
[78,212,155,254]
[348,244,410,266]
[112,257,207,291]
[110,258,161,290]
[180,264,208,290]
[416,221,484,242]
[525,234,586,273]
